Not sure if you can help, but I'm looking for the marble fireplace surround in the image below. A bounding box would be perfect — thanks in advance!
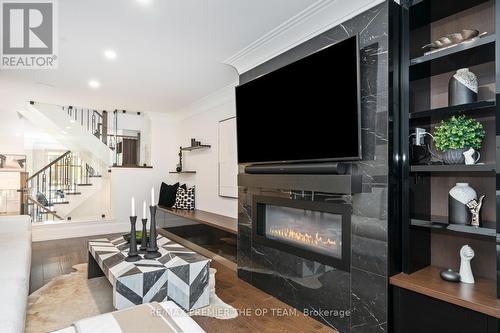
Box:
[251,195,351,272]
[237,2,390,333]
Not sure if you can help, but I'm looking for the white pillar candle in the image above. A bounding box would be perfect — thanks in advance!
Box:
[131,197,135,216]
[151,187,155,206]
[143,200,147,219]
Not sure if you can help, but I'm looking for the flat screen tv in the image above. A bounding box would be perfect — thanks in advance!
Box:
[236,35,361,164]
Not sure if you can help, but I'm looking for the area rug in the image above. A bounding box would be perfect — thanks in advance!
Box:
[26,264,237,333]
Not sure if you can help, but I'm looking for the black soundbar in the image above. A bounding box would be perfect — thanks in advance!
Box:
[244,162,354,175]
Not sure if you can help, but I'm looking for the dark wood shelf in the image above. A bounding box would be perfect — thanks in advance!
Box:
[169,171,196,174]
[410,100,495,120]
[181,145,211,151]
[410,218,496,239]
[390,266,500,319]
[410,35,495,66]
[410,37,495,81]
[410,164,496,173]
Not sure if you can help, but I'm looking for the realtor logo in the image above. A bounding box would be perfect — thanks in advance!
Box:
[1,0,58,69]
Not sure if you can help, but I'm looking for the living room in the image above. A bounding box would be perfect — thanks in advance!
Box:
[0,0,499,333]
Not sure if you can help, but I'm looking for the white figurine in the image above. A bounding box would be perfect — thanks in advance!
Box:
[459,245,475,284]
[463,148,480,165]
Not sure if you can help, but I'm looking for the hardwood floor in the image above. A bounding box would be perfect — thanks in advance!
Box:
[31,235,337,333]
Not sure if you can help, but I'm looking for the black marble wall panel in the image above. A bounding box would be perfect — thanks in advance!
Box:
[238,2,390,332]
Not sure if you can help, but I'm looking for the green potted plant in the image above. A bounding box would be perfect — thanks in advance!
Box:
[433,115,485,164]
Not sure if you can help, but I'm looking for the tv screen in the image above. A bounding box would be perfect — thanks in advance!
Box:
[236,35,361,164]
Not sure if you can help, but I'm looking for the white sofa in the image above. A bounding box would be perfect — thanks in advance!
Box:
[0,215,32,333]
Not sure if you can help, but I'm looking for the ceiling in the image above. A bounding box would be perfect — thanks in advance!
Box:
[0,0,317,113]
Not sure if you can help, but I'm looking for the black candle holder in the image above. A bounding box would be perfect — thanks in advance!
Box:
[125,216,141,262]
[138,218,148,254]
[145,205,161,259]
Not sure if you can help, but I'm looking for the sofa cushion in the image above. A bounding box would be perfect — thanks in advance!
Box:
[158,182,179,208]
[0,279,28,333]
[2,232,31,282]
[0,215,32,234]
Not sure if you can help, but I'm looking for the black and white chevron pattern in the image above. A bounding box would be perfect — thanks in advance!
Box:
[88,235,210,311]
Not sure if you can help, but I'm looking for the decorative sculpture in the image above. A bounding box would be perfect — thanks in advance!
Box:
[176,147,183,172]
[466,195,485,227]
[459,245,475,284]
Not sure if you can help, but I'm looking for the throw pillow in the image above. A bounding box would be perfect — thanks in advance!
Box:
[173,186,195,210]
[158,182,179,207]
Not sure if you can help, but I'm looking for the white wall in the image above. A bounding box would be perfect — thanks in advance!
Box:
[171,84,238,218]
[110,111,179,223]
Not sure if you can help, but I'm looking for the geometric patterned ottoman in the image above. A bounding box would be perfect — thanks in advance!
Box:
[88,235,210,311]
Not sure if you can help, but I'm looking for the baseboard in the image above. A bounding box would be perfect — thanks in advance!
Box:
[32,219,129,242]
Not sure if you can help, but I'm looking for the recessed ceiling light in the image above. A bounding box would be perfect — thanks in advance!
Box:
[104,49,117,60]
[88,80,100,88]
[65,126,71,129]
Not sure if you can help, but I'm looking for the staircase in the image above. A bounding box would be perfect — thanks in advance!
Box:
[20,101,113,168]
[23,151,108,222]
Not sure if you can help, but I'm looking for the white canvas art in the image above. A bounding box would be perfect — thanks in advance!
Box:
[218,117,238,198]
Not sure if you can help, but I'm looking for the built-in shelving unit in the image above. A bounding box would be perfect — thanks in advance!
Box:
[391,266,500,319]
[392,0,500,330]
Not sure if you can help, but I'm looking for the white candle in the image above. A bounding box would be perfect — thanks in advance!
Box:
[151,187,155,206]
[131,197,135,216]
[143,200,147,219]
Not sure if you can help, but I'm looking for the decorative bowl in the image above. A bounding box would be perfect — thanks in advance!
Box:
[422,30,486,50]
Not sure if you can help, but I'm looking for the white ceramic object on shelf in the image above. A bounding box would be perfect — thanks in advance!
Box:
[449,183,477,204]
[459,245,475,284]
[463,148,480,165]
[453,68,478,93]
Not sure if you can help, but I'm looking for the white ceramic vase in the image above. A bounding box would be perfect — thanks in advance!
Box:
[449,183,477,225]
[449,183,477,204]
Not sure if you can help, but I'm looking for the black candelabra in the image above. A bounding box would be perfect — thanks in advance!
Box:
[125,216,140,262]
[145,205,161,259]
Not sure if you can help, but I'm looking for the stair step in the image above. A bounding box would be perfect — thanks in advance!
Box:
[77,183,92,186]
[65,192,81,195]
[52,201,70,205]
[89,175,102,178]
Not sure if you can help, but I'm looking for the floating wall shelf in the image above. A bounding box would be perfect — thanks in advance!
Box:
[181,145,211,151]
[169,171,197,174]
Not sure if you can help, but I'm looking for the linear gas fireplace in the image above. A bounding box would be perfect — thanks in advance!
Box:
[252,196,351,271]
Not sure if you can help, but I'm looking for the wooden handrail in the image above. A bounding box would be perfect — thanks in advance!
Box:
[27,196,64,220]
[27,150,71,182]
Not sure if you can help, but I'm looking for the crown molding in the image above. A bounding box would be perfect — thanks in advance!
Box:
[172,80,238,121]
[223,0,385,74]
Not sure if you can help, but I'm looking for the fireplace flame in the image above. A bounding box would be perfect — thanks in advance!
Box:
[269,227,337,248]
